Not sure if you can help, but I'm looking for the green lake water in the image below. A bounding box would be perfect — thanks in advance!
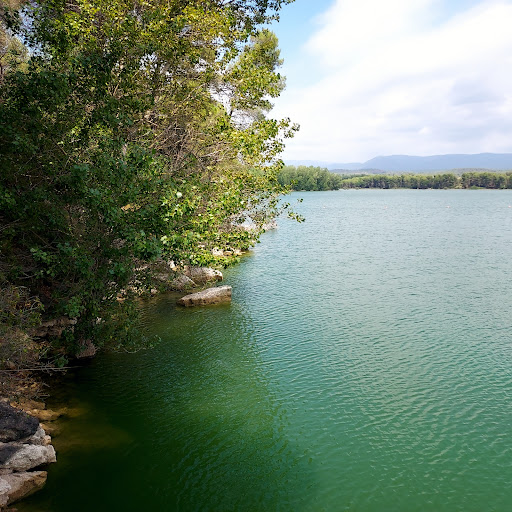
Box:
[19,190,512,511]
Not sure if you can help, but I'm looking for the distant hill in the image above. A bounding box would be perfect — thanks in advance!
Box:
[283,159,345,169]
[286,153,512,172]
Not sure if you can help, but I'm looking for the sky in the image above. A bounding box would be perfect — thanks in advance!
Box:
[270,0,512,163]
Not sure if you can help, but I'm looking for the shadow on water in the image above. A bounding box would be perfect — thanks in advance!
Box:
[18,293,317,512]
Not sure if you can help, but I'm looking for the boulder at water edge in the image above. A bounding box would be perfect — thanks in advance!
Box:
[0,443,56,472]
[76,339,97,359]
[0,471,47,506]
[0,403,56,507]
[0,403,39,443]
[184,267,223,285]
[177,286,232,307]
[170,274,197,291]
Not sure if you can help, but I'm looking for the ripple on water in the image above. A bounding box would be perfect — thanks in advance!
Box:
[18,190,512,512]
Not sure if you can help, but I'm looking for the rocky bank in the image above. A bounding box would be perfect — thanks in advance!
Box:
[0,402,56,509]
[0,261,244,507]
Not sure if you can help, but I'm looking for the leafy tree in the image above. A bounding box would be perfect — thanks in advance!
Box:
[0,0,296,355]
[0,31,28,75]
[0,0,28,77]
[278,166,345,191]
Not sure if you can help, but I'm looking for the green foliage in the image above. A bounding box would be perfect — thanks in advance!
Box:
[0,283,46,398]
[222,29,286,118]
[340,172,512,190]
[0,32,28,75]
[339,173,459,189]
[0,0,297,354]
[0,0,29,77]
[279,167,512,191]
[460,171,512,189]
[278,165,347,191]
[0,284,43,330]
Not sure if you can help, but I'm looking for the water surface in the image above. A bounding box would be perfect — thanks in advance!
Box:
[20,190,512,511]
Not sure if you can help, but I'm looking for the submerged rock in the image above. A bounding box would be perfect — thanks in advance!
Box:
[39,422,61,437]
[0,403,39,443]
[27,409,62,422]
[177,286,232,307]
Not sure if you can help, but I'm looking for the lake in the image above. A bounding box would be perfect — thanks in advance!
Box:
[19,190,512,512]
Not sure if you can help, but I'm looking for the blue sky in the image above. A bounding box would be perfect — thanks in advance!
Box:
[270,0,512,163]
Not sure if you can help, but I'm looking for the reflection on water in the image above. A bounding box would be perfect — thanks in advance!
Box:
[20,190,512,512]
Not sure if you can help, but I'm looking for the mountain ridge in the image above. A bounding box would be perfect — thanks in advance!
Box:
[285,153,512,172]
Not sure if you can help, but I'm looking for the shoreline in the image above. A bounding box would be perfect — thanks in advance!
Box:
[0,252,253,508]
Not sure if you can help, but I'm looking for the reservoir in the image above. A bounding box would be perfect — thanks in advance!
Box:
[19,189,512,512]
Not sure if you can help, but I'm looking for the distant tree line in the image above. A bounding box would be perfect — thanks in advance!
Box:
[278,166,364,191]
[460,172,512,189]
[279,166,512,190]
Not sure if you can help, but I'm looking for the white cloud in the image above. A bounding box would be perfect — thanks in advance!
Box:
[274,0,512,162]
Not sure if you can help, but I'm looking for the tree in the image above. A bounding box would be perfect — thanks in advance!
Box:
[0,0,28,77]
[0,0,297,355]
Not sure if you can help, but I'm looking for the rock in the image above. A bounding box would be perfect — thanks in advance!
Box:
[0,445,20,466]
[213,247,244,258]
[0,404,39,443]
[1,471,47,506]
[12,400,45,412]
[57,406,84,418]
[21,427,51,447]
[28,409,62,422]
[0,443,56,472]
[76,339,96,359]
[0,477,10,507]
[169,274,196,291]
[39,423,61,437]
[184,267,223,285]
[30,316,77,338]
[153,272,172,283]
[239,224,257,232]
[177,286,232,307]
[0,407,55,506]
